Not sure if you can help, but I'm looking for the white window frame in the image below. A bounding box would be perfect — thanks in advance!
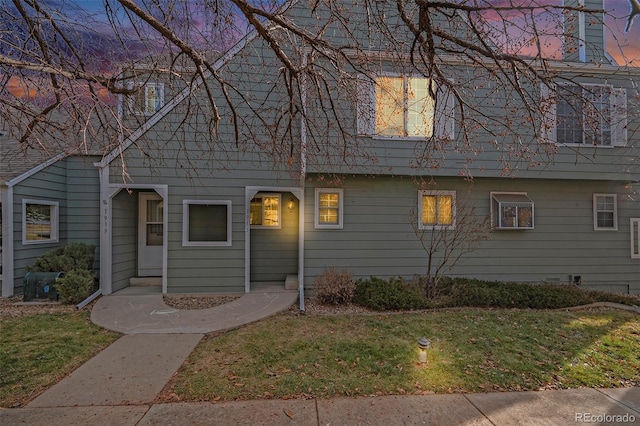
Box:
[357,74,455,140]
[593,194,618,231]
[631,218,640,259]
[541,83,627,147]
[128,82,165,116]
[314,188,344,229]
[491,192,534,230]
[418,190,456,230]
[182,200,232,247]
[22,199,59,245]
[250,193,281,229]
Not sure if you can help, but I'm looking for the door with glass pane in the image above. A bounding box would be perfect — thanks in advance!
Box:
[138,192,163,276]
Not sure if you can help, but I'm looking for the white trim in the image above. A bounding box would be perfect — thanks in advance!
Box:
[631,218,640,259]
[490,192,535,230]
[593,193,618,231]
[182,200,232,246]
[250,193,282,229]
[314,188,344,229]
[578,0,586,62]
[127,82,165,116]
[1,186,14,297]
[99,180,169,295]
[6,152,67,188]
[22,199,59,245]
[418,190,457,230]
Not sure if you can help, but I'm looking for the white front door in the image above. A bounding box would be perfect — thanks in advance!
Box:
[138,192,163,276]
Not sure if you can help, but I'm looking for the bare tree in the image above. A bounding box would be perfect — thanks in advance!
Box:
[0,0,637,174]
[410,183,491,298]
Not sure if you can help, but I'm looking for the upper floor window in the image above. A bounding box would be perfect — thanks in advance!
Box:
[541,83,627,147]
[593,194,617,231]
[250,193,281,228]
[357,74,455,139]
[129,82,164,116]
[23,199,59,244]
[376,77,434,137]
[419,190,455,230]
[491,192,534,230]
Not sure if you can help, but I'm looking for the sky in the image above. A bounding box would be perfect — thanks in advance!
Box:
[63,0,639,65]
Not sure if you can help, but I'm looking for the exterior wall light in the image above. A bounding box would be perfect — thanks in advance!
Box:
[287,198,295,212]
[418,337,431,364]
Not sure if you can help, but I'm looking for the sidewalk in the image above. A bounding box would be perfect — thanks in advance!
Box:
[2,288,639,425]
[3,387,639,425]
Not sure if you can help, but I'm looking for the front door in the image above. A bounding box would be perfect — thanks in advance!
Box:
[138,192,163,276]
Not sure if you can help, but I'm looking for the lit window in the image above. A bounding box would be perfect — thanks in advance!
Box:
[491,193,534,230]
[250,194,281,228]
[376,76,435,137]
[419,191,455,229]
[182,200,232,246]
[22,199,59,244]
[315,188,343,229]
[593,194,617,231]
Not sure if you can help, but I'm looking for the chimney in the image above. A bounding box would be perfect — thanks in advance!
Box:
[562,0,611,63]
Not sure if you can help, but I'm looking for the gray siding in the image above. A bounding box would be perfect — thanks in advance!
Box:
[250,193,299,282]
[111,190,137,292]
[304,176,640,294]
[9,156,100,293]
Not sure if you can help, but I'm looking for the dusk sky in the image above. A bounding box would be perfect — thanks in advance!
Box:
[65,0,639,65]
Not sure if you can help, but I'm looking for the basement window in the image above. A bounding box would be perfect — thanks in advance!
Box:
[491,193,534,230]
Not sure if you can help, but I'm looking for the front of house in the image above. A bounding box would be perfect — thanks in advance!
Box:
[2,0,639,300]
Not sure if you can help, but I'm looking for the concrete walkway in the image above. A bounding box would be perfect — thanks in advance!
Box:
[90,285,300,334]
[2,288,639,425]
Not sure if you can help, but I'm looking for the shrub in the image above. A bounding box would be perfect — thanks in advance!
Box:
[353,277,430,311]
[314,267,355,305]
[27,242,95,273]
[438,278,640,309]
[56,269,94,305]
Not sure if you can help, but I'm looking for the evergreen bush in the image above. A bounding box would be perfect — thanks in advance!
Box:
[56,269,94,305]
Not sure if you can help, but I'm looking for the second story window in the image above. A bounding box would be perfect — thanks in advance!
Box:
[128,82,164,116]
[357,74,455,140]
[541,83,627,147]
[376,77,434,137]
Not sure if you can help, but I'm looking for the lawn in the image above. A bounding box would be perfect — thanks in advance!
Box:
[0,311,120,408]
[164,308,639,401]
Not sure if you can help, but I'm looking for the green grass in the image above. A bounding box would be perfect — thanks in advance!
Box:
[167,309,640,401]
[0,312,120,408]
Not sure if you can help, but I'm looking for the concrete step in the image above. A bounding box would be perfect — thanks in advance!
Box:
[130,277,162,287]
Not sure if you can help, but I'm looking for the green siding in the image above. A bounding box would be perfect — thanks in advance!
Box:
[304,176,640,294]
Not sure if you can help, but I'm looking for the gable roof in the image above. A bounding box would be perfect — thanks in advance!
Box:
[96,22,265,168]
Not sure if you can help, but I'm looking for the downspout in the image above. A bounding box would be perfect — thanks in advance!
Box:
[298,47,308,312]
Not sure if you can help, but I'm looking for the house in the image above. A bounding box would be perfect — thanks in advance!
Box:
[0,135,102,298]
[2,0,639,303]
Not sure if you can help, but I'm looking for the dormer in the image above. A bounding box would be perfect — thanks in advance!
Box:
[563,0,616,64]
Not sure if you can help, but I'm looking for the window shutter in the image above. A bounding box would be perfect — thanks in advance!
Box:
[611,87,627,147]
[435,83,455,140]
[539,82,556,143]
[356,74,375,135]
